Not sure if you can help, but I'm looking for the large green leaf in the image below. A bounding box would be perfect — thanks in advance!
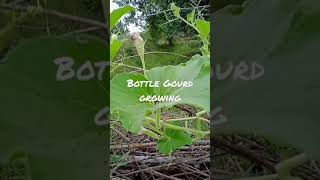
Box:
[0,36,107,180]
[157,127,192,154]
[110,73,153,133]
[111,55,210,133]
[214,0,320,158]
[110,5,134,31]
[148,55,210,112]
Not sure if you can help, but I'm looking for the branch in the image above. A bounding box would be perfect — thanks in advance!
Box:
[0,4,107,29]
[111,140,209,150]
[113,51,189,64]
[111,142,156,150]
[147,168,183,180]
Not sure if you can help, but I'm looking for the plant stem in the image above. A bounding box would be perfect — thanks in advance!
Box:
[156,108,161,128]
[162,123,209,136]
[142,128,160,140]
[164,116,210,123]
[165,116,197,122]
[175,15,210,54]
[145,123,170,139]
[141,55,148,79]
[185,120,188,130]
[196,118,202,130]
[196,110,207,117]
[178,16,199,35]
[145,117,209,136]
[196,110,207,130]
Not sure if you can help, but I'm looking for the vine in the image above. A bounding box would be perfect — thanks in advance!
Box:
[110,3,210,154]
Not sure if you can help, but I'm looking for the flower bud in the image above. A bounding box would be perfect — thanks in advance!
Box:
[130,32,144,61]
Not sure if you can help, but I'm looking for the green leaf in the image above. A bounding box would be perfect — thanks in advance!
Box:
[148,55,210,112]
[214,0,320,158]
[110,55,210,133]
[110,34,123,62]
[171,3,181,17]
[157,127,192,154]
[0,36,107,179]
[110,73,153,133]
[110,5,134,31]
[195,19,210,39]
[187,10,195,23]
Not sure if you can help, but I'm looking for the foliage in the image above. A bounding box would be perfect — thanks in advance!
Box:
[110,5,135,30]
[156,125,192,154]
[113,0,209,40]
[0,36,107,179]
[110,4,210,154]
[214,0,320,159]
[110,5,134,63]
[171,3,210,55]
[111,55,210,133]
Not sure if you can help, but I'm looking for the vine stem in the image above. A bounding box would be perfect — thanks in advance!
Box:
[140,55,148,78]
[156,108,161,128]
[172,8,210,55]
[142,128,160,140]
[162,122,209,136]
[176,14,210,45]
[145,122,170,139]
[164,116,209,123]
[145,117,209,136]
[196,110,208,130]
[196,110,207,117]
[196,117,202,130]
